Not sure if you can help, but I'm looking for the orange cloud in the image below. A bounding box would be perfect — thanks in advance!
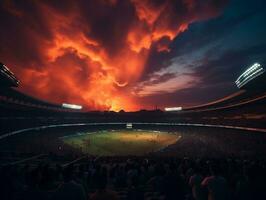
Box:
[0,0,228,111]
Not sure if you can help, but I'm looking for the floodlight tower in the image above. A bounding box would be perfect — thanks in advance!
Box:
[235,63,265,89]
[0,63,20,87]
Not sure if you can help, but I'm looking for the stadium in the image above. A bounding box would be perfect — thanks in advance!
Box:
[1,62,266,156]
[1,1,266,199]
[1,61,266,199]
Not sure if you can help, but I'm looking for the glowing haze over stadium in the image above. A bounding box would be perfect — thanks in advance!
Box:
[1,0,265,111]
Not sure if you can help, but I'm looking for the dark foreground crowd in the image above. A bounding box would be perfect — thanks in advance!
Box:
[1,156,266,200]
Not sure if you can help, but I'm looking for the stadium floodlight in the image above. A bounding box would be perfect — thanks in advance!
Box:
[62,103,82,110]
[164,107,182,111]
[235,63,265,88]
[0,63,20,87]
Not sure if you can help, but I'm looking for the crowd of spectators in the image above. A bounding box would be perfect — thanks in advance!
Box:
[1,156,266,200]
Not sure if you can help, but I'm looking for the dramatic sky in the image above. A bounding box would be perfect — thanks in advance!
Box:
[0,0,266,111]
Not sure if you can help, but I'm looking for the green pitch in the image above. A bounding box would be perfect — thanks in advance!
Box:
[61,129,181,156]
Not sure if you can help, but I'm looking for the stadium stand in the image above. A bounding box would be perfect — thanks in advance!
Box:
[1,154,266,200]
[0,62,266,134]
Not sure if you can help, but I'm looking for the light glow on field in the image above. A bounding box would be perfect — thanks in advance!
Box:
[61,129,181,156]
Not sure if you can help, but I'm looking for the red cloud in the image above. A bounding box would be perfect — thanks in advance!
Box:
[0,0,228,111]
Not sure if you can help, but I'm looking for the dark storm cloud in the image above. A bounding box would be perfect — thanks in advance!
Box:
[191,43,266,88]
[139,44,173,81]
[78,0,136,56]
[137,86,231,108]
[135,0,266,108]
[170,7,264,58]
[147,72,177,85]
[139,43,266,109]
[0,1,51,67]
[133,72,177,94]
[138,0,230,81]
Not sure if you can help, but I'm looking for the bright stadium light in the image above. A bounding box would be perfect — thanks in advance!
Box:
[62,103,82,110]
[235,63,265,88]
[165,107,182,112]
[0,63,20,87]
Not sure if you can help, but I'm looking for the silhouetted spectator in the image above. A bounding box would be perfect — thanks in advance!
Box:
[90,167,118,200]
[201,163,229,200]
[52,165,86,200]
[189,166,204,200]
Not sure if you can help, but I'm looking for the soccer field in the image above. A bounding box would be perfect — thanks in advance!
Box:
[61,129,181,156]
